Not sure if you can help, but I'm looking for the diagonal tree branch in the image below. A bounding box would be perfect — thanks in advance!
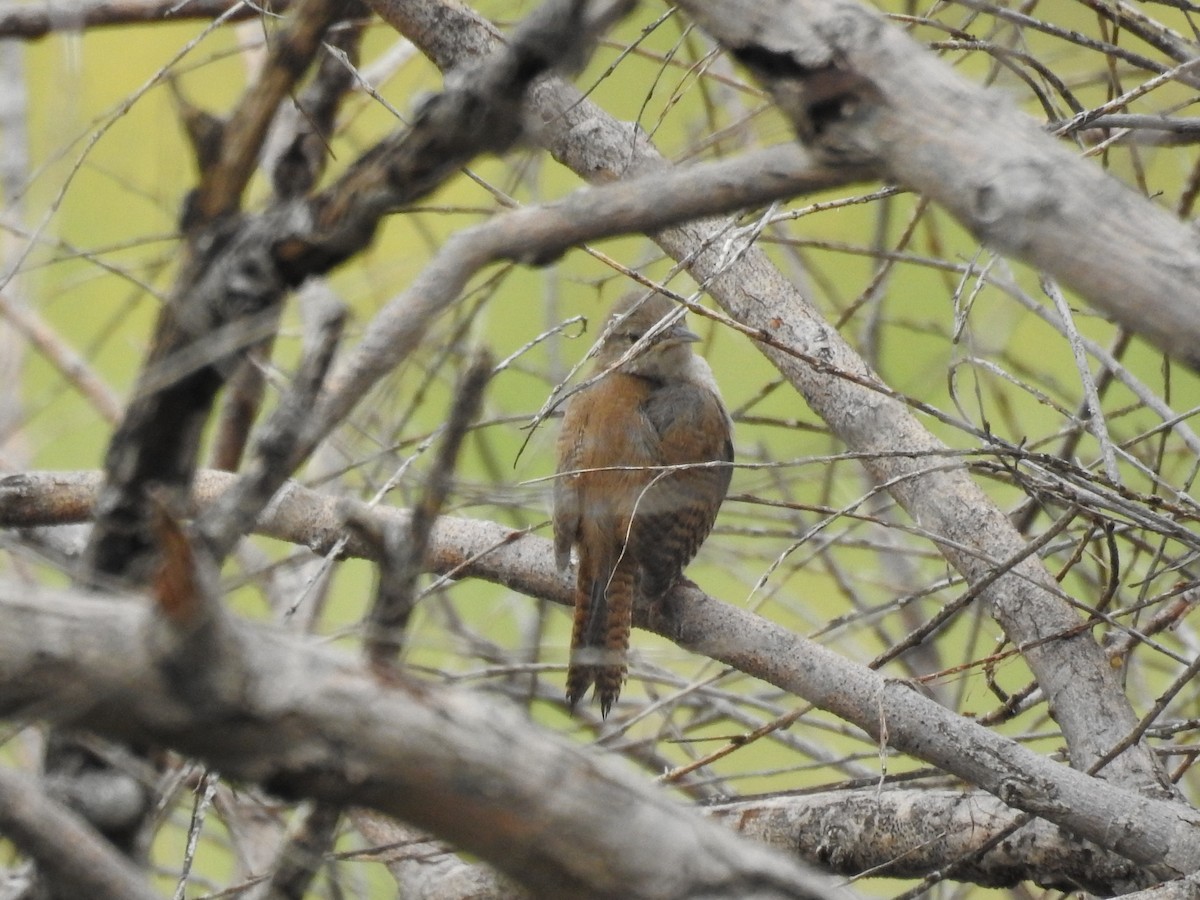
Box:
[366,0,1173,793]
[82,0,627,587]
[1,469,1197,892]
[0,577,852,900]
[672,0,1200,368]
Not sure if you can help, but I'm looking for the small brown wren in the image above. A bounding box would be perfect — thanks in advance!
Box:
[553,293,733,717]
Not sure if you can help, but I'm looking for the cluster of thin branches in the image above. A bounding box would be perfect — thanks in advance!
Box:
[1,0,1200,898]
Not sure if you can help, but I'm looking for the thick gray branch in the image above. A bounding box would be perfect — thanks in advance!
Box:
[0,580,849,900]
[673,0,1200,368]
[707,789,1139,894]
[1,470,1197,890]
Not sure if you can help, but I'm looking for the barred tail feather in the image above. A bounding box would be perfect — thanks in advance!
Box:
[595,561,634,718]
[567,553,633,718]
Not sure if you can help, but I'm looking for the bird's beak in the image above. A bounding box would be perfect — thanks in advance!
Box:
[662,322,701,346]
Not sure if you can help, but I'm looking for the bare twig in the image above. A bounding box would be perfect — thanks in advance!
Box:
[363,351,492,669]
[0,0,292,39]
[0,292,122,426]
[1041,276,1120,484]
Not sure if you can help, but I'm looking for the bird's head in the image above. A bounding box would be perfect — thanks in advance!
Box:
[594,293,699,379]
